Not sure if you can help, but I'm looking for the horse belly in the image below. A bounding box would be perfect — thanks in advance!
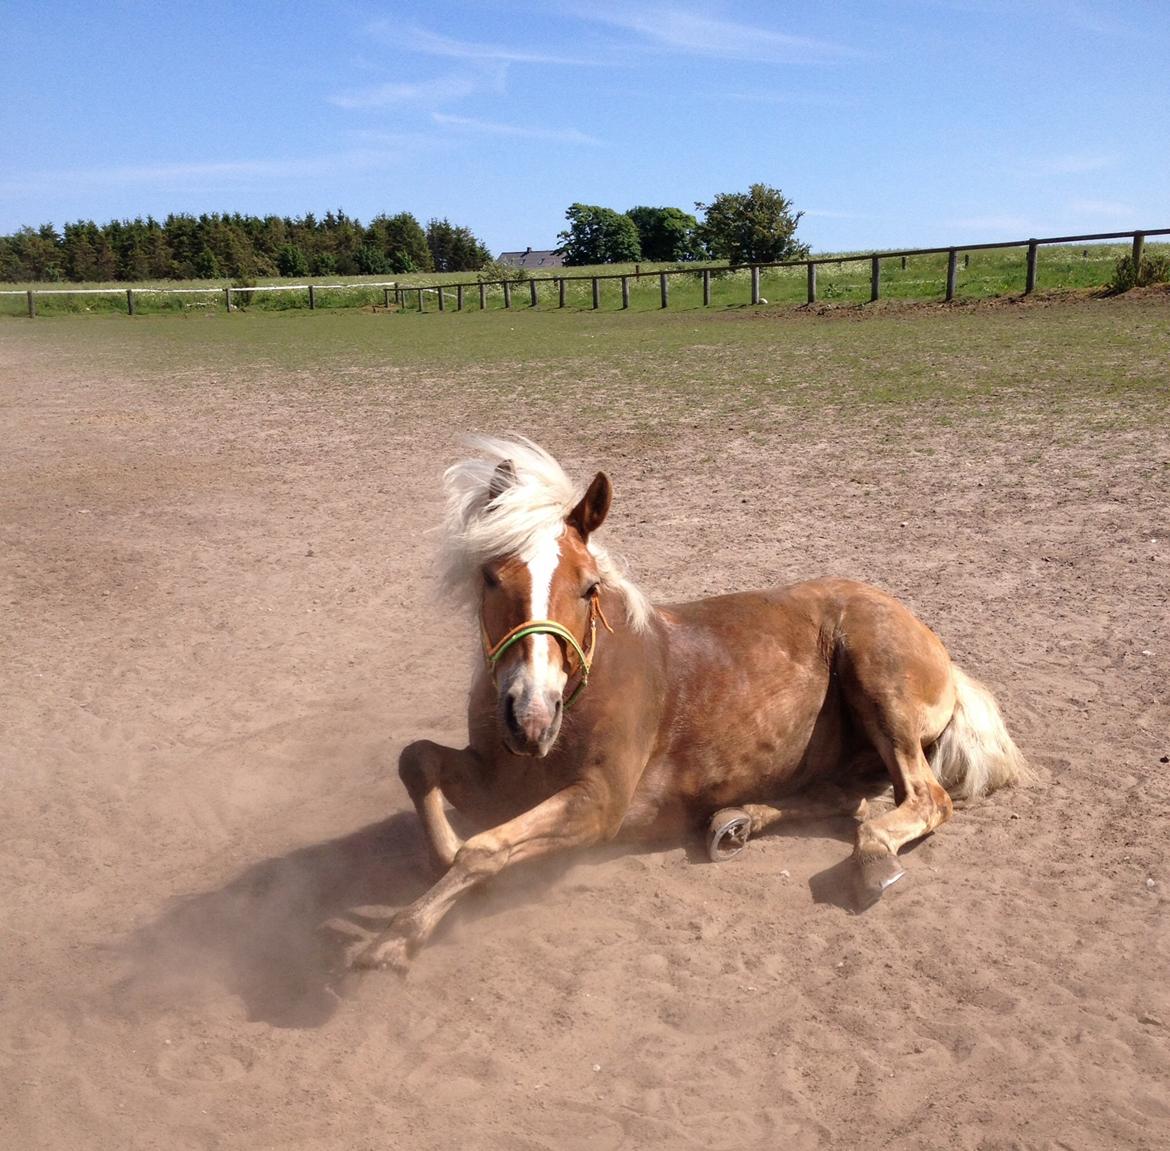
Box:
[621,663,845,836]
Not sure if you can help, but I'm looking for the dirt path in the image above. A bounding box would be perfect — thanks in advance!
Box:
[2,304,1168,1149]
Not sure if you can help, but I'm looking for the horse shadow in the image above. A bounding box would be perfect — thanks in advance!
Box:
[115,809,624,1030]
[116,800,901,1030]
[116,812,440,1029]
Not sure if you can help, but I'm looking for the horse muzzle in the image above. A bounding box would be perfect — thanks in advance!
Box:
[500,681,564,757]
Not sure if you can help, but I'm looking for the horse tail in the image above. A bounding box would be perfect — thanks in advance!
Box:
[929,666,1032,801]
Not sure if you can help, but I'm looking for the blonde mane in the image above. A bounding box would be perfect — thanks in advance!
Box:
[439,435,652,632]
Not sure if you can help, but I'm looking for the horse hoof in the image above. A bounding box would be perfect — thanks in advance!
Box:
[853,851,906,909]
[707,808,752,862]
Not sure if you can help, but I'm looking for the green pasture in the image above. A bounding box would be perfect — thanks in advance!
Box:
[2,243,1163,319]
[5,286,1167,434]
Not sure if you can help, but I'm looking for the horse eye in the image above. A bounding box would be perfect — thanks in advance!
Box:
[483,567,500,589]
[583,581,600,600]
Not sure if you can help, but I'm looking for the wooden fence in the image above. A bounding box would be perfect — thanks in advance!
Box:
[2,279,400,318]
[5,229,1167,317]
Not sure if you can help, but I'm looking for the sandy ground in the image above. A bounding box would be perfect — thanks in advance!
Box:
[2,304,1169,1150]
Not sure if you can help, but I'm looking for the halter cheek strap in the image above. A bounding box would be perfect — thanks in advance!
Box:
[481,593,612,708]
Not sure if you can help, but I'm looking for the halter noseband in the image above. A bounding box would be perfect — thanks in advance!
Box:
[481,592,612,708]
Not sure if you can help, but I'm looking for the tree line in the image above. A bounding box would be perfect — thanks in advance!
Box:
[0,184,807,283]
[0,210,491,283]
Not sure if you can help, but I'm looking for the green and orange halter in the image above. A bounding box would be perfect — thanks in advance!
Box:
[480,591,613,708]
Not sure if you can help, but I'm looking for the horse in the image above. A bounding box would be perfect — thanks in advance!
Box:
[351,436,1029,971]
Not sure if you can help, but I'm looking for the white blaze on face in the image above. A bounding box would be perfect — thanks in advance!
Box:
[523,528,568,694]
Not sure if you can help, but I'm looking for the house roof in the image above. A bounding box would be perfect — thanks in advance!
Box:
[498,247,564,269]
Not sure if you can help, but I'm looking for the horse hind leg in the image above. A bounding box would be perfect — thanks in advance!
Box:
[707,785,870,862]
[851,735,953,906]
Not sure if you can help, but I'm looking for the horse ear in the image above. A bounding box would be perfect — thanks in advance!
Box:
[568,472,612,540]
[488,459,517,502]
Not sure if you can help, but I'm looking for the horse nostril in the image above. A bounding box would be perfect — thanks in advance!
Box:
[504,693,521,734]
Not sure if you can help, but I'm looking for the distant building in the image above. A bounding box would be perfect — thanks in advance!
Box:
[498,247,563,270]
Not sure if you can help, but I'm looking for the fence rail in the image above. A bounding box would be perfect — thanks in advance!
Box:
[6,229,1167,317]
[1,279,401,317]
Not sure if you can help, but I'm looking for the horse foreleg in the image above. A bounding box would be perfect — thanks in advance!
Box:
[398,740,477,872]
[352,780,616,973]
[853,740,953,904]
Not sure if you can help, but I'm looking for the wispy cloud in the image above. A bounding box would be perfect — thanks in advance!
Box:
[578,4,859,64]
[328,72,490,109]
[2,158,323,191]
[431,113,602,145]
[907,0,1131,37]
[372,21,600,67]
[0,149,421,194]
[1038,153,1117,175]
[1065,198,1135,221]
[719,90,856,109]
[803,209,877,222]
[944,214,1037,236]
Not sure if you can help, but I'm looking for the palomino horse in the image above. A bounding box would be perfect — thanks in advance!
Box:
[353,437,1028,971]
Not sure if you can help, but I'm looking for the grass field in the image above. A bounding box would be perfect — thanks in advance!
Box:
[3,242,1165,318]
[7,284,1166,420]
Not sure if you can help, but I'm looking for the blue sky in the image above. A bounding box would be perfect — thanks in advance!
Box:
[2,1,1167,255]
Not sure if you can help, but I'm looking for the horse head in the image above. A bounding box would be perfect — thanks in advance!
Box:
[479,462,612,757]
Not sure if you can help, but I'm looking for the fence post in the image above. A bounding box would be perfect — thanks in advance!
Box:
[503,280,512,309]
[945,249,957,301]
[437,286,445,312]
[27,289,36,318]
[418,288,424,312]
[383,287,390,308]
[558,278,566,308]
[870,256,881,302]
[901,255,907,270]
[224,287,232,312]
[1025,240,1038,294]
[621,276,630,309]
[703,269,711,306]
[457,284,464,311]
[591,278,600,309]
[751,265,761,305]
[659,272,669,309]
[126,289,135,316]
[530,279,538,308]
[479,282,486,310]
[1132,231,1146,274]
[807,262,817,304]
[308,284,316,310]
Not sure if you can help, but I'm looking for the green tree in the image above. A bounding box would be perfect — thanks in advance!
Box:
[62,221,101,281]
[694,184,808,266]
[192,247,220,279]
[8,225,64,281]
[426,218,491,272]
[310,252,337,277]
[163,214,201,278]
[355,244,391,275]
[366,213,432,274]
[556,203,642,266]
[625,206,701,262]
[277,243,309,277]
